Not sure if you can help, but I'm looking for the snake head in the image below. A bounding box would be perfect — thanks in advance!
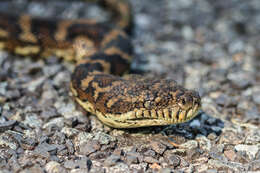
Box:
[175,90,201,123]
[73,76,202,128]
[91,78,202,128]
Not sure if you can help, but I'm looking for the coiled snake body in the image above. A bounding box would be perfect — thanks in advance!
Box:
[0,0,201,128]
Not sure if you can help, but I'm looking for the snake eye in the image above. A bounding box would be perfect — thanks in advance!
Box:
[182,99,186,105]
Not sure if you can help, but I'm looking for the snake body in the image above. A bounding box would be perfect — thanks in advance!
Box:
[0,0,201,128]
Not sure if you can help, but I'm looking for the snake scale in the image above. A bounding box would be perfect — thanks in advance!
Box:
[0,0,201,128]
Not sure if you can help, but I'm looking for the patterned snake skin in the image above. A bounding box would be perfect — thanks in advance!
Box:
[0,0,201,128]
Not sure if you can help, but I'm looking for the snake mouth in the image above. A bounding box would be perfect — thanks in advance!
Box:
[129,102,201,126]
[99,104,201,128]
[122,109,200,128]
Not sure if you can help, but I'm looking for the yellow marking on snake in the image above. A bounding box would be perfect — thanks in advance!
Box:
[0,29,9,38]
[19,15,37,43]
[101,29,127,47]
[54,21,72,41]
[106,97,120,108]
[73,36,97,61]
[15,46,40,55]
[0,42,5,49]
[104,46,132,61]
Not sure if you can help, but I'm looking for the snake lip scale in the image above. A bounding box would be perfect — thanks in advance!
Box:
[0,0,201,128]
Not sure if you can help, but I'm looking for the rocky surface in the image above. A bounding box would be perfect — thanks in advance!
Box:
[0,0,260,172]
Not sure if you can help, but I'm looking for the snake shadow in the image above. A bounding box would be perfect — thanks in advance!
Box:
[123,111,224,140]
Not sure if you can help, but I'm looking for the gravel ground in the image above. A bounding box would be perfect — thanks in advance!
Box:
[0,0,260,172]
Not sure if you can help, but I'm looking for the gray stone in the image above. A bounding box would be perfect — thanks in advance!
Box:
[215,94,230,106]
[61,127,79,138]
[165,154,180,167]
[143,149,156,157]
[245,107,260,121]
[43,65,62,78]
[70,169,90,173]
[205,169,218,173]
[150,141,167,155]
[79,140,100,156]
[0,82,7,96]
[0,120,17,133]
[45,161,67,173]
[20,137,37,150]
[219,130,243,145]
[189,119,201,128]
[143,156,159,164]
[126,151,143,163]
[75,132,94,146]
[65,140,75,155]
[248,159,260,171]
[210,126,223,134]
[27,77,46,92]
[93,132,116,145]
[125,155,139,164]
[40,107,59,120]
[24,114,43,128]
[34,142,58,156]
[196,135,211,151]
[179,140,198,149]
[245,130,260,145]
[227,71,253,89]
[252,91,260,104]
[106,162,130,172]
[234,144,260,160]
[104,154,121,166]
[43,117,64,130]
[0,131,19,150]
[20,164,44,173]
[5,90,21,100]
[159,168,174,173]
[208,159,246,172]
[0,170,12,173]
[129,163,148,172]
[64,157,92,170]
[207,133,217,140]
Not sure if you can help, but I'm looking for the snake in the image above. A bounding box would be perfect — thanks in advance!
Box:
[0,0,201,128]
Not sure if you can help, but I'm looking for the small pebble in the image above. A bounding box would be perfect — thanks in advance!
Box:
[234,144,260,160]
[150,141,167,155]
[165,154,180,167]
[45,161,67,173]
[79,140,101,156]
[104,154,121,166]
